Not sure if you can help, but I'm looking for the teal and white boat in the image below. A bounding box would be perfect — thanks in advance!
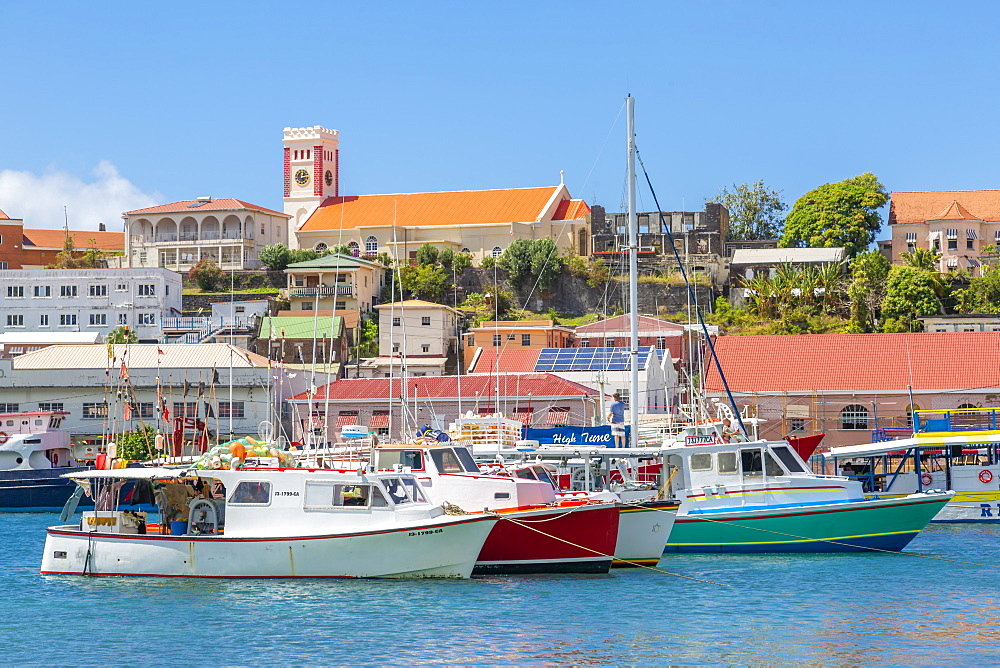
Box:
[660,437,952,553]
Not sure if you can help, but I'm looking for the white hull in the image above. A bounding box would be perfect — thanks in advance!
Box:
[613,500,676,565]
[41,515,495,579]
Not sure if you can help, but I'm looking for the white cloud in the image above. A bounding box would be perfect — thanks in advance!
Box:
[0,161,162,230]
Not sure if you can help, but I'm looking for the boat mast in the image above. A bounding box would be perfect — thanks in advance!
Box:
[627,95,639,446]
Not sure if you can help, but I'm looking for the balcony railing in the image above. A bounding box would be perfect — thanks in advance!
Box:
[132,235,253,246]
[288,286,354,297]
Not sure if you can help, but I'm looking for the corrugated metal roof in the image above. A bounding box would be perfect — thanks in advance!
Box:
[289,373,598,402]
[12,343,269,370]
[300,187,566,232]
[0,332,101,344]
[285,253,382,270]
[576,315,685,335]
[703,332,1000,393]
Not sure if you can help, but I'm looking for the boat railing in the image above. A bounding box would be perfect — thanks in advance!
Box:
[914,408,1000,433]
[871,427,914,442]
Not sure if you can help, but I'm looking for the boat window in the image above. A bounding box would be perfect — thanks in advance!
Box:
[430,448,465,474]
[532,466,556,487]
[371,486,390,508]
[229,481,271,505]
[741,449,763,477]
[304,481,373,508]
[5,420,11,426]
[382,476,428,505]
[453,446,481,473]
[763,451,786,476]
[378,449,424,471]
[771,446,806,473]
[514,468,537,480]
[690,453,713,471]
[717,452,738,474]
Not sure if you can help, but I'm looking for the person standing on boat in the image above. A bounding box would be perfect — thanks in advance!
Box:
[608,392,627,448]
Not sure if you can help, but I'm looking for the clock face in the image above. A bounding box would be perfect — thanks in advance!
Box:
[324,170,333,187]
[294,169,310,186]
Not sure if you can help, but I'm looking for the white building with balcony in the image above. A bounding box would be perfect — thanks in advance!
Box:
[124,198,291,271]
[356,300,460,377]
[283,254,385,313]
[0,268,182,342]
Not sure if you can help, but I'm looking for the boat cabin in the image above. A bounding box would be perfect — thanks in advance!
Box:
[0,411,74,470]
[372,443,557,509]
[71,466,444,538]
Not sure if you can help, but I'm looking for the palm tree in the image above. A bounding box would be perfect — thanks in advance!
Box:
[901,247,941,271]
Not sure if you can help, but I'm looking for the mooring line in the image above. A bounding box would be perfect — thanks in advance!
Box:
[490,511,730,587]
[620,500,1000,569]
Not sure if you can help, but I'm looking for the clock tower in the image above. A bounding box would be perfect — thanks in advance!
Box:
[282,125,340,243]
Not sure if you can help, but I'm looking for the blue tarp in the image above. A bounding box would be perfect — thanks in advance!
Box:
[524,425,631,448]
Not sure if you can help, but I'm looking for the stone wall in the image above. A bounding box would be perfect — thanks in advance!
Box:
[182,293,285,316]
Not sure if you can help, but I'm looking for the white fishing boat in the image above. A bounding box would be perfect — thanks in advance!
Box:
[824,407,1000,522]
[40,464,496,579]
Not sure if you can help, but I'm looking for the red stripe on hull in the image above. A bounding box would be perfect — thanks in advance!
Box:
[477,504,620,565]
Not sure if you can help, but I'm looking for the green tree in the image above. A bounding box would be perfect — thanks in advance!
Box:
[480,255,495,269]
[438,248,454,271]
[47,234,84,269]
[288,248,318,264]
[452,252,472,275]
[258,243,292,270]
[188,258,225,291]
[415,243,439,266]
[497,238,563,288]
[707,179,787,241]
[900,247,941,271]
[846,250,891,332]
[880,265,940,331]
[357,315,379,357]
[117,424,158,461]
[459,289,515,325]
[781,172,889,257]
[399,264,449,301]
[106,326,137,344]
[954,267,1000,314]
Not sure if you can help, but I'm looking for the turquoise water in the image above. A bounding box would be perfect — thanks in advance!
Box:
[4,514,1000,665]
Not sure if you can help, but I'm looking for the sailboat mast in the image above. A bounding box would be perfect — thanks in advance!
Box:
[626,95,639,445]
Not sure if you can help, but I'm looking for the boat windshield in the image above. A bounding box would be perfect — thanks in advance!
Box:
[771,445,806,473]
[381,476,428,505]
[429,447,480,474]
[531,466,556,487]
[378,449,424,471]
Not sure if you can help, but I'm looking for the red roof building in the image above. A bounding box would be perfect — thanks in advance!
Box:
[286,373,599,443]
[0,208,124,269]
[281,125,591,262]
[703,332,1000,446]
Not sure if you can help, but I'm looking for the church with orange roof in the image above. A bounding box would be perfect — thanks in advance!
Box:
[282,125,592,262]
[888,189,1000,273]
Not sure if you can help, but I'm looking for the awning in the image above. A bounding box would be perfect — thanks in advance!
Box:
[995,230,1000,242]
[336,411,360,426]
[369,411,389,428]
[928,230,941,241]
[969,257,981,267]
[967,229,979,240]
[946,228,958,239]
[511,409,532,424]
[905,232,916,242]
[545,407,570,425]
[946,256,959,267]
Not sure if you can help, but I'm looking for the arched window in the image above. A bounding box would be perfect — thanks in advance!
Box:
[579,229,588,256]
[461,248,470,254]
[315,242,328,253]
[365,236,378,252]
[957,403,977,410]
[491,246,503,258]
[841,404,869,430]
[347,241,360,255]
[906,403,920,428]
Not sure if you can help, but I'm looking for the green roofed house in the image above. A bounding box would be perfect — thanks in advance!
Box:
[282,253,386,314]
[254,314,348,373]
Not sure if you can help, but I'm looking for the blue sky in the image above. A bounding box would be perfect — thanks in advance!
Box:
[2,0,999,233]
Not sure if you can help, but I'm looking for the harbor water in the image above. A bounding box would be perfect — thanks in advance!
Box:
[5,513,1000,664]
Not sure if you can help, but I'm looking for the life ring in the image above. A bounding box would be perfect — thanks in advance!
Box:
[0,432,8,444]
[921,473,933,486]
[51,451,59,467]
[979,470,994,484]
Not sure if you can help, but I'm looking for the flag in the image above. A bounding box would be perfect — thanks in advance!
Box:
[205,402,215,419]
[160,399,170,423]
[120,362,130,381]
[212,368,220,385]
[107,342,114,359]
[157,347,165,356]
[124,402,133,421]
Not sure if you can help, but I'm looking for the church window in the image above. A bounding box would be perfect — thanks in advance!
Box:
[366,236,378,252]
[491,246,503,258]
[315,242,328,253]
[348,241,360,254]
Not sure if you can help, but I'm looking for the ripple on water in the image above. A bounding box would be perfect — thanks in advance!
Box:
[5,515,1000,664]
